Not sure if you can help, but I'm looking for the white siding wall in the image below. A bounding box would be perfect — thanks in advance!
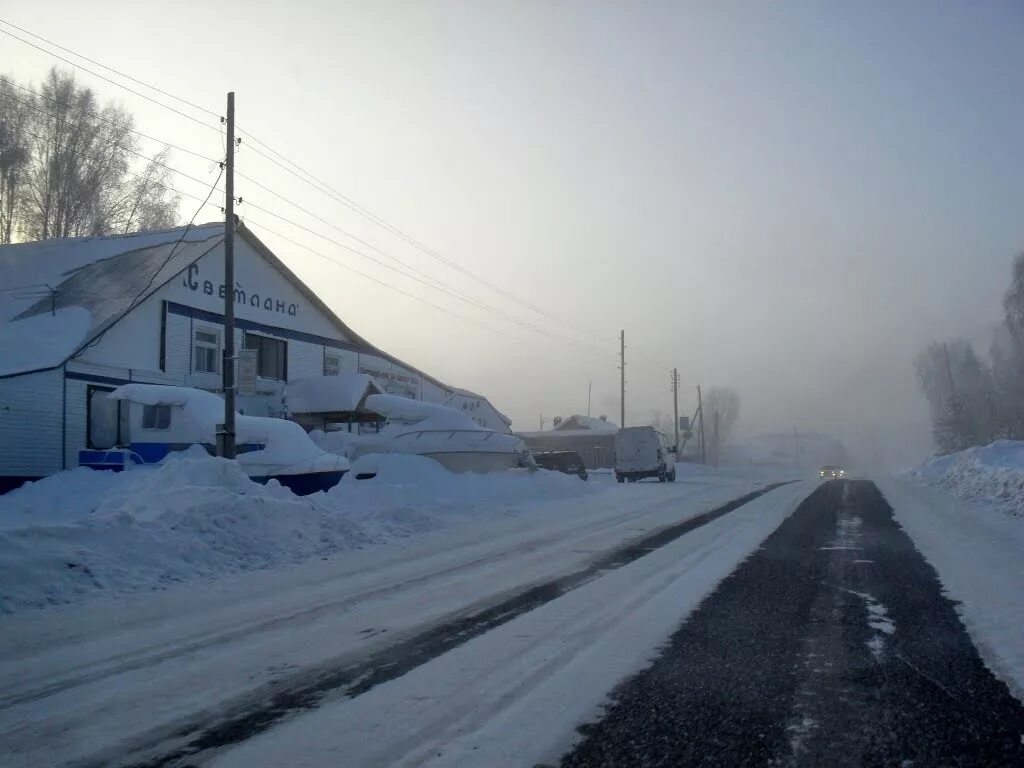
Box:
[165,309,191,379]
[63,376,91,470]
[288,338,324,380]
[0,368,64,478]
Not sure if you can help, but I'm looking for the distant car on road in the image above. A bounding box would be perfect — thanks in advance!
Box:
[614,426,677,483]
[819,465,846,479]
[531,450,589,480]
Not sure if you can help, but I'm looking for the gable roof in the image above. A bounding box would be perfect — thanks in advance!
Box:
[0,223,225,323]
[0,223,490,409]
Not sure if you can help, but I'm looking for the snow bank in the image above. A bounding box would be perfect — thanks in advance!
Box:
[877,477,1024,700]
[0,467,124,531]
[911,440,1024,518]
[0,452,596,613]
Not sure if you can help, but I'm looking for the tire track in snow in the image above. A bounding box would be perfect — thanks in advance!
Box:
[107,483,790,768]
[1,479,746,710]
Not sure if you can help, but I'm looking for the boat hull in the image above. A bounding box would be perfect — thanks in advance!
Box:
[249,469,347,495]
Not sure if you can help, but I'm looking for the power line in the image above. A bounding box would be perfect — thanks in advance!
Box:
[19,123,227,204]
[0,24,221,134]
[77,165,226,353]
[242,217,537,347]
[0,17,221,120]
[234,130,626,346]
[244,216,614,365]
[2,18,668,369]
[0,77,220,164]
[240,197,611,356]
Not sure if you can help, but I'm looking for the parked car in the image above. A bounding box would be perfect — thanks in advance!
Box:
[531,450,588,480]
[819,465,846,479]
[614,426,676,483]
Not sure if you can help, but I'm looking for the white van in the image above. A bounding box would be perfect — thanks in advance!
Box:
[614,426,677,483]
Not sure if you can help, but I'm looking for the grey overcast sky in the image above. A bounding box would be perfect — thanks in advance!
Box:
[4,1,1023,469]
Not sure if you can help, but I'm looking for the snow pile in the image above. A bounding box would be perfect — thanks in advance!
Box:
[0,467,124,531]
[911,440,1024,518]
[0,451,596,613]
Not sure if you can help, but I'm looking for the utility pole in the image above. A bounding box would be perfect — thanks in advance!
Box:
[793,426,800,468]
[587,380,592,418]
[672,368,680,450]
[713,410,720,467]
[220,91,237,459]
[619,330,625,428]
[697,385,706,464]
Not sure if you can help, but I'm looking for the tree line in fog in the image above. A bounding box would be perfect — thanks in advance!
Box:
[916,254,1024,453]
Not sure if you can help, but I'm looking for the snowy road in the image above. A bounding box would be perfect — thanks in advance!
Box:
[558,479,1024,767]
[0,470,793,767]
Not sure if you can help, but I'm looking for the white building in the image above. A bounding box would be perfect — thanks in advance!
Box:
[0,223,510,492]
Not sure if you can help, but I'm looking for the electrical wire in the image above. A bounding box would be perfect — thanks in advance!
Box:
[239,197,611,355]
[1,17,668,370]
[76,165,226,354]
[234,137,624,346]
[0,24,221,134]
[0,77,220,163]
[241,217,540,347]
[0,17,222,120]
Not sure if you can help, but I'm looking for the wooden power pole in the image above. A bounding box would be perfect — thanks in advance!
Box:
[697,385,706,464]
[619,330,625,427]
[220,91,237,459]
[672,368,680,449]
[713,410,720,467]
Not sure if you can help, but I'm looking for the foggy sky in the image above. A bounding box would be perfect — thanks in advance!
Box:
[5,1,1023,469]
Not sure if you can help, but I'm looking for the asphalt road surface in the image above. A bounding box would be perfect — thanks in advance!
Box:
[554,479,1024,768]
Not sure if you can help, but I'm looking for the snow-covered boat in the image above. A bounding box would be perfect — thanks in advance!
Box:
[78,384,349,495]
[312,394,530,474]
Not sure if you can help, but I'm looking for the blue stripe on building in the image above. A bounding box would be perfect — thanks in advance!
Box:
[166,302,366,354]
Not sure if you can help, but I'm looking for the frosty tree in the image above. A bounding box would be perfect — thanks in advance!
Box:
[0,67,180,243]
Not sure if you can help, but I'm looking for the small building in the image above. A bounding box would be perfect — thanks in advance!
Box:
[0,223,510,492]
[284,373,385,433]
[516,414,619,469]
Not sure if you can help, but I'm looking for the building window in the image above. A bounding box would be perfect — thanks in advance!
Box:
[193,327,221,374]
[324,353,340,376]
[244,333,287,380]
[142,404,172,430]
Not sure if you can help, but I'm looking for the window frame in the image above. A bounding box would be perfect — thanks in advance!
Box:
[193,325,222,375]
[142,404,172,431]
[244,332,288,381]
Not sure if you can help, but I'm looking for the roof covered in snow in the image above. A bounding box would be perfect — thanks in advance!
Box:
[0,223,225,323]
[285,374,383,414]
[0,223,508,421]
[0,224,224,376]
[553,415,619,433]
[366,394,483,431]
[0,307,92,377]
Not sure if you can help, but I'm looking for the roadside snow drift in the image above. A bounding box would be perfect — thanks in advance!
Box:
[0,451,595,613]
[912,440,1024,518]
